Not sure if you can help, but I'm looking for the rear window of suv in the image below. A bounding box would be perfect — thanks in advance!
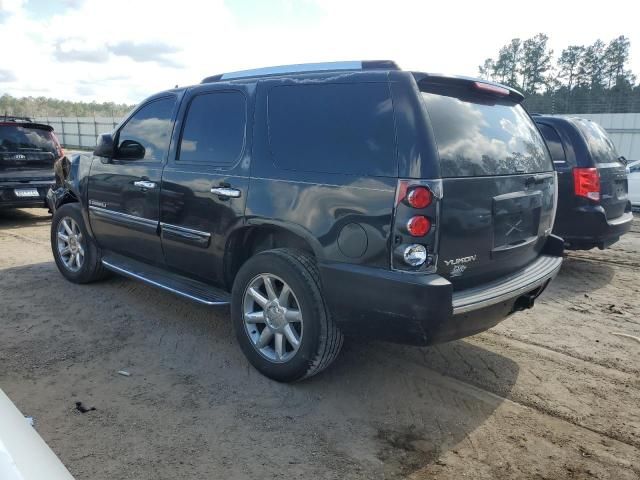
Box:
[421,90,552,177]
[0,125,57,155]
[571,119,621,165]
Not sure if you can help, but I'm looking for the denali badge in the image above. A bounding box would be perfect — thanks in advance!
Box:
[450,265,467,277]
[443,255,477,267]
[89,199,107,208]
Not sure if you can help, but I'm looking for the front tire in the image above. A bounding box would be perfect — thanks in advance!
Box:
[231,249,343,382]
[51,203,107,284]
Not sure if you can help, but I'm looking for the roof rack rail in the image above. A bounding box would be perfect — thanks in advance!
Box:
[2,114,34,123]
[201,60,399,84]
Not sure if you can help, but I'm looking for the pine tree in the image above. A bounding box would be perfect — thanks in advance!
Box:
[520,34,553,94]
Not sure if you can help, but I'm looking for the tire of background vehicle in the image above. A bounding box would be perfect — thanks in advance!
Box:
[231,248,343,382]
[50,203,108,284]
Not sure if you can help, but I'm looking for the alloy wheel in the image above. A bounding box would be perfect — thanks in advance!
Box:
[242,273,303,363]
[56,217,85,272]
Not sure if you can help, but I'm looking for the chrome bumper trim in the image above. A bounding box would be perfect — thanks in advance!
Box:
[452,255,562,315]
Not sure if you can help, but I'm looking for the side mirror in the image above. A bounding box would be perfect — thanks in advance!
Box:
[94,133,114,158]
[619,155,628,166]
[117,140,146,160]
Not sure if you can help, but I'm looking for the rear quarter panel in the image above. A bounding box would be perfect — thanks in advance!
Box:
[247,75,397,267]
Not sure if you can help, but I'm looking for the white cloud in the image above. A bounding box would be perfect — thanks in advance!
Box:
[0,0,637,105]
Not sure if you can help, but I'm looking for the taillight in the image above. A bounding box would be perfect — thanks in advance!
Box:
[573,167,600,201]
[406,186,432,209]
[392,179,441,272]
[406,215,431,236]
[52,133,64,158]
[402,244,427,266]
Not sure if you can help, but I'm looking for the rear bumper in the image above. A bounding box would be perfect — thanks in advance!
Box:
[555,205,633,249]
[451,255,561,314]
[320,239,563,346]
[0,181,53,209]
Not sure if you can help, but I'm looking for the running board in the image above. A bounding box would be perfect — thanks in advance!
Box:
[101,253,230,306]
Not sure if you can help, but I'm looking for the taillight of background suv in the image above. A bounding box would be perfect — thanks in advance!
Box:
[573,167,601,202]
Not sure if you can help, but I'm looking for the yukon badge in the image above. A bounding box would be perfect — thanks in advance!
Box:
[444,255,477,277]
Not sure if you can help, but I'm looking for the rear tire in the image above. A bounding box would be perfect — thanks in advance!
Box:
[231,249,343,382]
[51,203,108,284]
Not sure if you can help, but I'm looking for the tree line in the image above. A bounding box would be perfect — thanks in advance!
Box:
[2,36,638,117]
[0,94,134,118]
[479,34,640,113]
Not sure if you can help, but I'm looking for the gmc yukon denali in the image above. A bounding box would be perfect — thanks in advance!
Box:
[47,61,563,382]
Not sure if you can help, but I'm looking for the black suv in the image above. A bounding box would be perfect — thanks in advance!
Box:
[534,115,632,249]
[48,61,563,382]
[1,116,61,209]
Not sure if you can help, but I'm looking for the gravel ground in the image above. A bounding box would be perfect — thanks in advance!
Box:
[0,208,639,480]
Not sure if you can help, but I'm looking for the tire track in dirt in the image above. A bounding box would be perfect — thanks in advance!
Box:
[457,334,640,449]
[0,229,50,246]
[488,331,640,375]
[566,253,640,269]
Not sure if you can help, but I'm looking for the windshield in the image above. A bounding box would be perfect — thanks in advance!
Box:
[572,119,621,165]
[421,91,552,177]
[0,125,57,155]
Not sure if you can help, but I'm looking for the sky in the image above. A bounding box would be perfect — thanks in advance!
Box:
[0,0,638,105]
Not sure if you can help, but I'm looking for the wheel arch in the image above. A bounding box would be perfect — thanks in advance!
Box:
[224,222,321,290]
[55,189,79,209]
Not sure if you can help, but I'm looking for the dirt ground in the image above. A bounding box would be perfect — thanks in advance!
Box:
[0,208,639,480]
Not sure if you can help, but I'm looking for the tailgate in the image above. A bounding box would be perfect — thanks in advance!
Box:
[438,173,555,289]
[419,78,555,290]
[0,151,56,172]
[598,163,628,219]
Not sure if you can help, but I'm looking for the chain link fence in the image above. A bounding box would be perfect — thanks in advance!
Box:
[523,96,640,115]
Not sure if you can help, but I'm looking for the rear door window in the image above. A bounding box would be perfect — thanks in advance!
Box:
[178,91,246,166]
[421,90,552,177]
[536,123,567,163]
[572,119,621,165]
[267,83,395,176]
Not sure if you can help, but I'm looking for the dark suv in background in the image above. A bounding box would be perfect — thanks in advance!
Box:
[534,115,632,249]
[1,116,62,209]
[48,61,563,382]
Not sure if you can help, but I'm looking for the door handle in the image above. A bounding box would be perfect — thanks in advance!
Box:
[210,187,241,199]
[134,180,157,189]
[525,173,553,186]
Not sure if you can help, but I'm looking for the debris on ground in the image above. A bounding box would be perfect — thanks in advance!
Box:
[75,401,96,413]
